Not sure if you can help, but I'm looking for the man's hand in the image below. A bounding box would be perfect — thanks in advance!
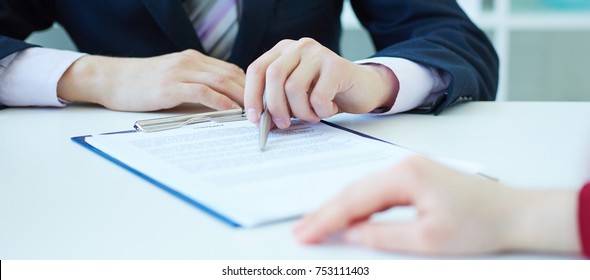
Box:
[244,38,399,129]
[294,156,579,256]
[57,50,245,111]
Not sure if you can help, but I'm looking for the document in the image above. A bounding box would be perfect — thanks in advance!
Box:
[79,120,416,227]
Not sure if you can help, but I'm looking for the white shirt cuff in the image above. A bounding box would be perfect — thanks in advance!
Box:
[355,57,450,115]
[0,47,86,107]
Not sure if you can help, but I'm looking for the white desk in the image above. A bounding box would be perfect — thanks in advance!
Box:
[1,101,589,259]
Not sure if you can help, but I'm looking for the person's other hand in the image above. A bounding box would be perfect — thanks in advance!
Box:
[293,156,579,255]
[57,50,245,111]
[244,38,399,129]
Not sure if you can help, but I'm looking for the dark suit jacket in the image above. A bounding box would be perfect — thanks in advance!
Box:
[0,0,498,113]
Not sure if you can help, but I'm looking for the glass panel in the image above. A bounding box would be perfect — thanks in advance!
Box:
[512,0,590,13]
[508,31,590,101]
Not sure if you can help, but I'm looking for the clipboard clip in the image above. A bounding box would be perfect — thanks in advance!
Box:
[134,108,246,132]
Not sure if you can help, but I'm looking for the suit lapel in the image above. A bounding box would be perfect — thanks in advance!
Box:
[230,0,276,68]
[141,0,204,52]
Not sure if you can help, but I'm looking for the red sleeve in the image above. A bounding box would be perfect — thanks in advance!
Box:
[579,181,590,258]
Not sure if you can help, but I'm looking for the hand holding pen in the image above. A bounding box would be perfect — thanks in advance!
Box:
[243,38,399,135]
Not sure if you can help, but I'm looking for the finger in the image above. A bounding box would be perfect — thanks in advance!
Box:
[308,64,340,118]
[201,55,246,88]
[186,72,245,107]
[293,167,415,244]
[284,59,321,123]
[179,49,246,93]
[244,41,292,124]
[344,221,424,253]
[180,50,245,82]
[176,83,240,111]
[264,51,302,129]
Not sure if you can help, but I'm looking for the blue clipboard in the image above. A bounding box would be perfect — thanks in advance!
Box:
[72,132,241,227]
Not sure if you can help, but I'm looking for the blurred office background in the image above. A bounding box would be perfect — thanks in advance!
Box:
[26,0,590,101]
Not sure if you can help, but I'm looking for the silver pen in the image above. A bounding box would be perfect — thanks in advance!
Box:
[258,92,272,151]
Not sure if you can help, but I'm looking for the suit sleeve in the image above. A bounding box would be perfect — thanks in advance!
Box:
[350,0,499,114]
[0,0,56,59]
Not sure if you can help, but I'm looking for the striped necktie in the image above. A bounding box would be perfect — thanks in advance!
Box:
[183,0,240,60]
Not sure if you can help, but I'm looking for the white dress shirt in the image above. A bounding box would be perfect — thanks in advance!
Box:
[0,48,85,107]
[0,47,449,114]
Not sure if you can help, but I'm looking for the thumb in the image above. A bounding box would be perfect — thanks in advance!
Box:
[344,221,424,253]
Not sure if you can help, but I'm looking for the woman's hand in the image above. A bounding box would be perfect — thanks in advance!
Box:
[294,156,579,256]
